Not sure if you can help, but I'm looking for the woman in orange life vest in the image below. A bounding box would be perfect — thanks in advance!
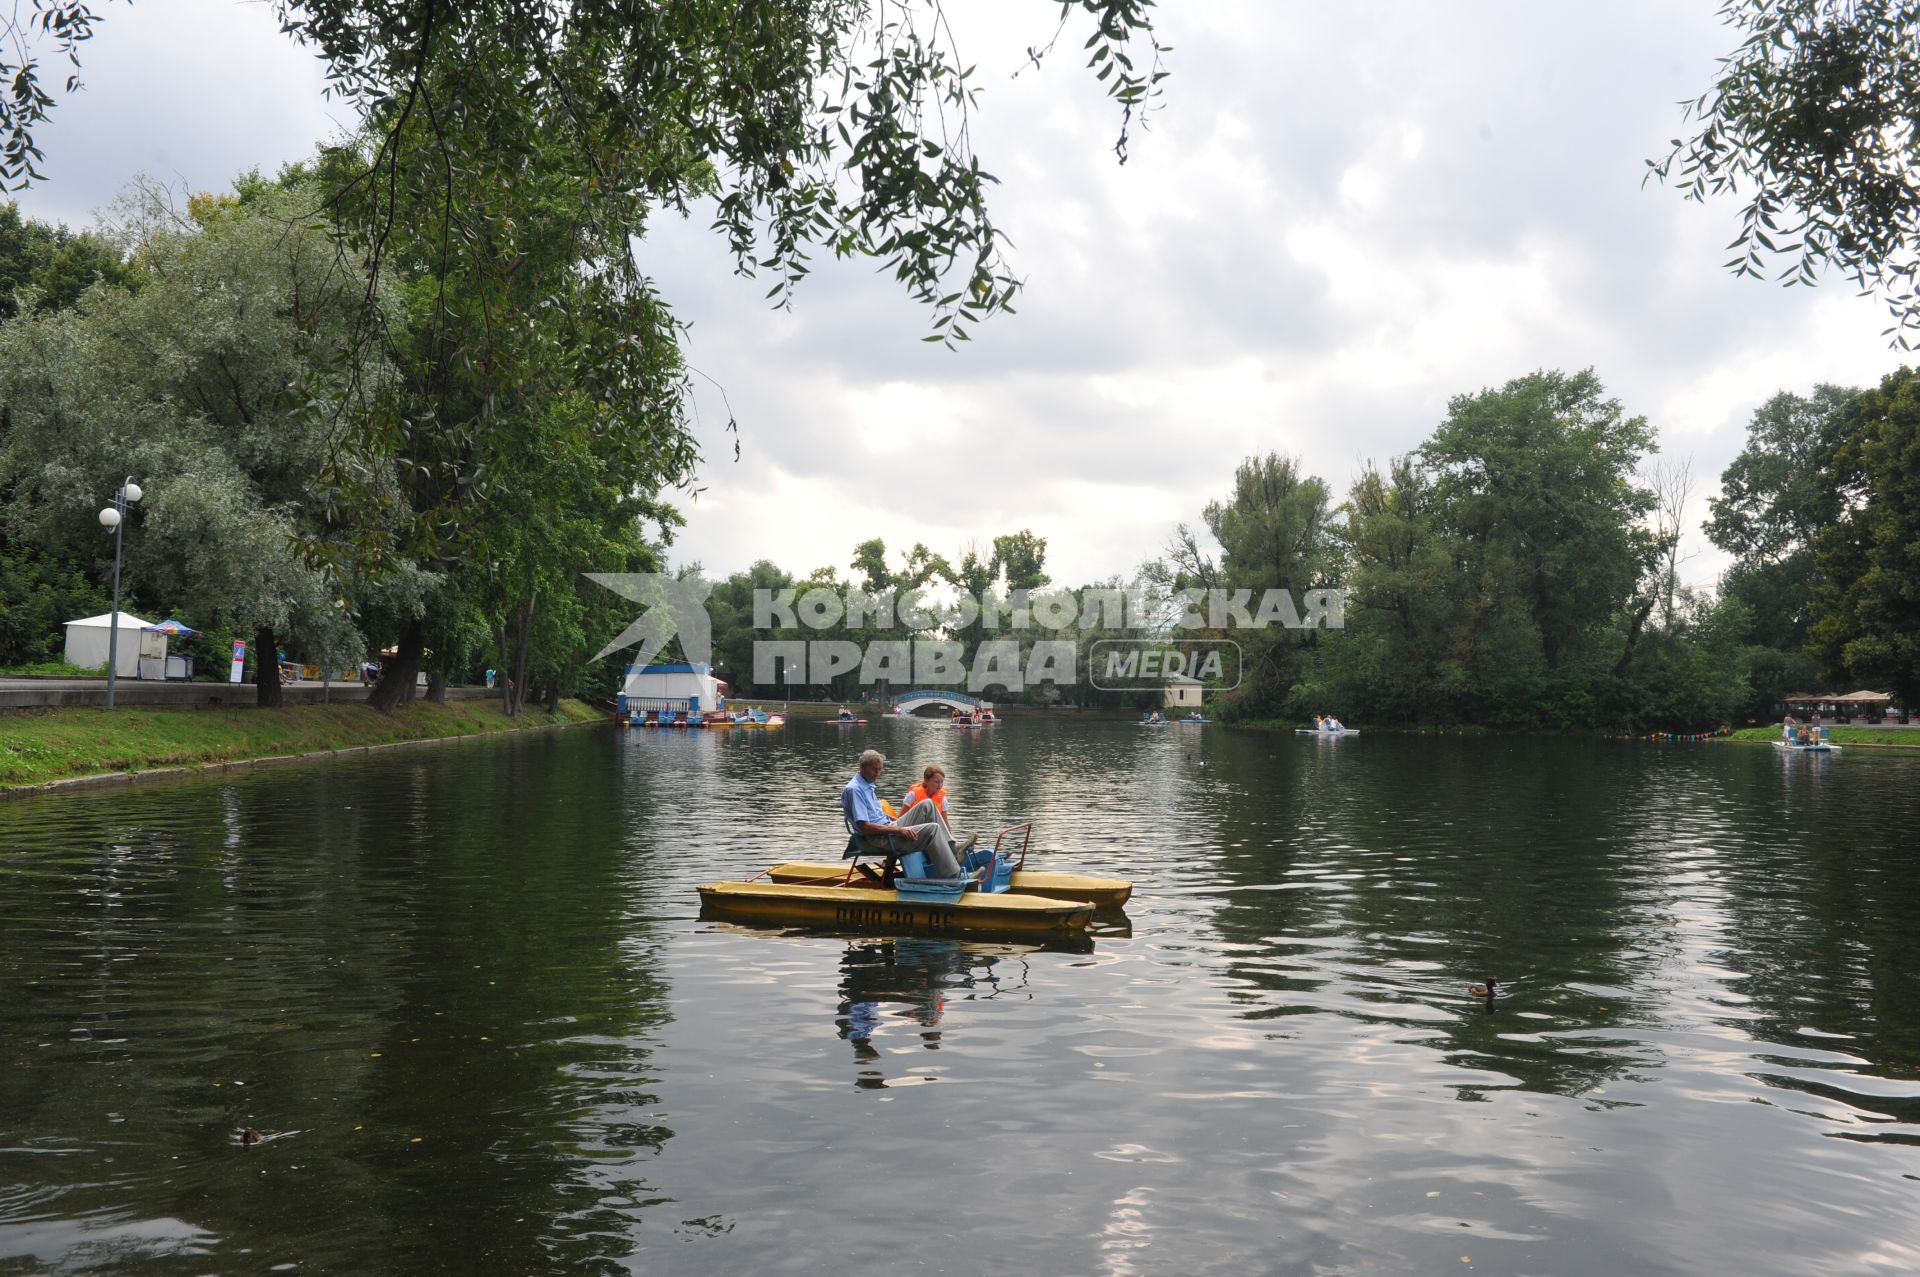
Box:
[899,766,950,828]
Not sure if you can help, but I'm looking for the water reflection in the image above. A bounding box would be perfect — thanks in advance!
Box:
[0,738,676,1276]
[3,723,1918,1275]
[834,939,1031,1088]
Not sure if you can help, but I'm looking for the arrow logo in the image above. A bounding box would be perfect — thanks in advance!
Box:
[586,573,714,666]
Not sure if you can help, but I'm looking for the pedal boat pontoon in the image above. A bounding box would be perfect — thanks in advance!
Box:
[700,822,1125,938]
[696,880,1093,938]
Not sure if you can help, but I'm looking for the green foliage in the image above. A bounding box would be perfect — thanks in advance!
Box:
[1614,591,1755,730]
[469,391,672,714]
[1707,386,1858,657]
[1419,370,1657,674]
[1314,371,1704,729]
[2,3,1171,715]
[1809,366,1920,707]
[1707,388,1856,566]
[0,658,105,677]
[991,530,1052,593]
[0,3,106,188]
[706,560,799,699]
[1652,1,1920,343]
[5,3,1164,342]
[0,180,382,678]
[0,539,105,665]
[0,200,130,318]
[1189,453,1336,719]
[1323,458,1448,722]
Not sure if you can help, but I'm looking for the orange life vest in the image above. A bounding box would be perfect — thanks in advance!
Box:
[903,781,948,816]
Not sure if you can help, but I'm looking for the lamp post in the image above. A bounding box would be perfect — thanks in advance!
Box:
[96,477,143,710]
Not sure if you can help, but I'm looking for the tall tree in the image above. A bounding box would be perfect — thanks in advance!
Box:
[1325,457,1450,723]
[0,179,385,705]
[4,3,1167,711]
[1809,366,1920,708]
[1705,385,1858,692]
[1419,370,1657,679]
[0,201,130,318]
[1196,453,1336,718]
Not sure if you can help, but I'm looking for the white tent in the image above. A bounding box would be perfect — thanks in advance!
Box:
[620,662,726,710]
[63,612,155,678]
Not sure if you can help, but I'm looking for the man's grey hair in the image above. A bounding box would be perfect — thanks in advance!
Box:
[858,749,886,768]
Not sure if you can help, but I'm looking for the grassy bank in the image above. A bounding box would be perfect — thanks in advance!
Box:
[1725,724,1920,748]
[0,660,108,678]
[0,698,606,789]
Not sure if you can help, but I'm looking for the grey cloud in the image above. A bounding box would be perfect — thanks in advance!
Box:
[9,0,1902,590]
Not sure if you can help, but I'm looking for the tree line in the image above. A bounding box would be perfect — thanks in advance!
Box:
[0,1,1164,714]
[686,366,1918,730]
[1179,368,1917,728]
[0,176,668,712]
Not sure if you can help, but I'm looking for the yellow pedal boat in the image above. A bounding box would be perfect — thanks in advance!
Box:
[763,862,1133,909]
[697,880,1093,938]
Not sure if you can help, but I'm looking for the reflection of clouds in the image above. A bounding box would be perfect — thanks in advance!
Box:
[1097,1185,1157,1277]
[0,1214,218,1272]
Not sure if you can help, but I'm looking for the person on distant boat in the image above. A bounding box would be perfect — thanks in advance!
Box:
[844,749,973,878]
[1781,714,1796,742]
[901,765,950,826]
[1326,715,1344,732]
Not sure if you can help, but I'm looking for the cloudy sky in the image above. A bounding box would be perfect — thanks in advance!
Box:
[14,1,1900,588]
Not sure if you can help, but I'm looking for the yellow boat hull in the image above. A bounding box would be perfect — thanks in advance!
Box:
[763,862,1132,909]
[698,881,1092,938]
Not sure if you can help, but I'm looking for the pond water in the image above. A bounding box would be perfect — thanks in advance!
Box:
[2,719,1917,1275]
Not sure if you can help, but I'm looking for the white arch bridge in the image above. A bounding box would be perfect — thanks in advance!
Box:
[892,689,992,716]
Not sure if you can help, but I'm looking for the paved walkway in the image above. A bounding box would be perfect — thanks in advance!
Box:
[0,678,495,710]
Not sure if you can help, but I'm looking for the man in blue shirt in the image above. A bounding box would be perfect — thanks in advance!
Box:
[843,749,972,878]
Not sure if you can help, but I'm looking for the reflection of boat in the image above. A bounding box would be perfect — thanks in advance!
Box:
[697,881,1092,938]
[1774,740,1840,753]
[836,938,1043,1084]
[1295,728,1359,736]
[766,862,1132,908]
